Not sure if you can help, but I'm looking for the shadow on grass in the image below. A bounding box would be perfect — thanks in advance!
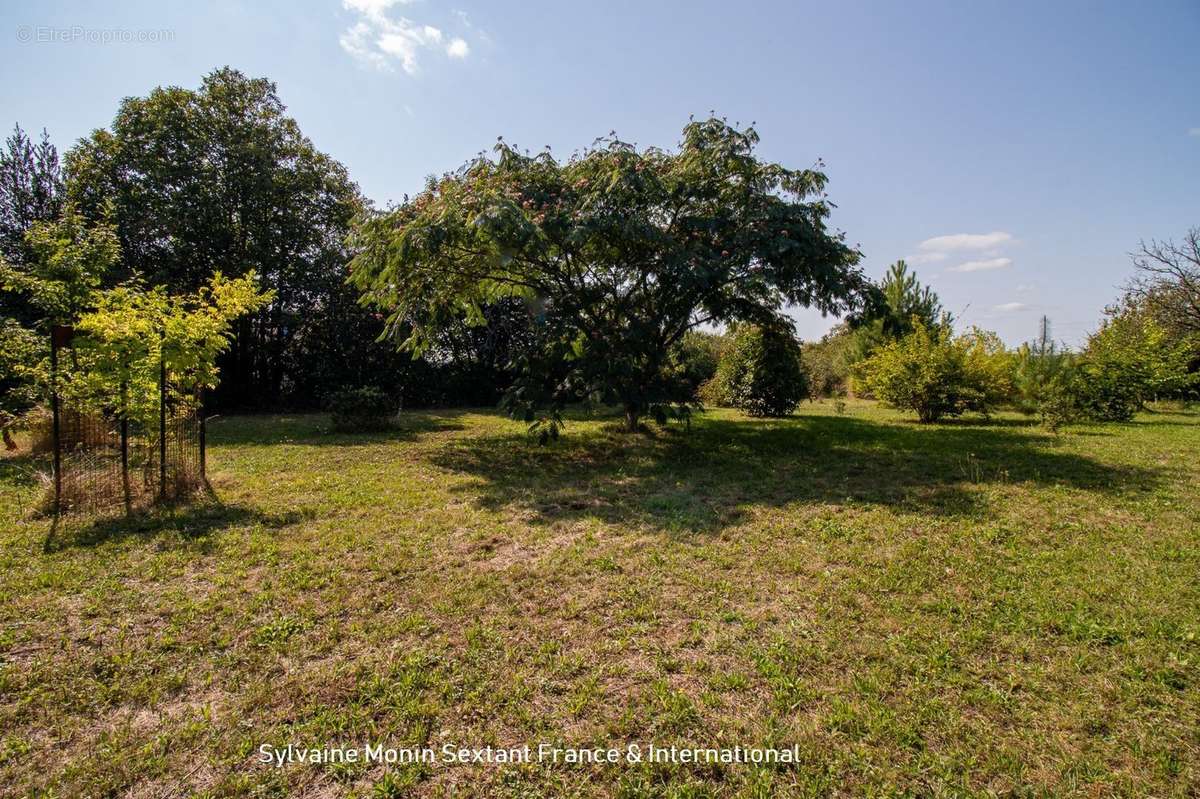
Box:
[428,413,1164,533]
[1128,417,1200,428]
[209,411,469,446]
[43,494,307,553]
[1141,403,1198,416]
[922,416,1038,429]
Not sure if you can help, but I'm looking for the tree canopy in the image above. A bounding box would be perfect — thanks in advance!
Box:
[0,202,270,443]
[0,124,64,332]
[0,318,41,449]
[0,203,119,328]
[64,67,368,408]
[848,259,945,363]
[0,124,62,266]
[349,118,876,434]
[64,273,272,430]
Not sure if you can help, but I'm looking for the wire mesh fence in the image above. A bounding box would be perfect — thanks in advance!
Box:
[47,325,206,517]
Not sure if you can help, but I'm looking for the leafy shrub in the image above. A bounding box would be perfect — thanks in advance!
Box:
[1074,309,1198,418]
[1070,361,1141,421]
[959,328,1014,415]
[698,374,730,407]
[1037,377,1082,431]
[672,331,727,399]
[709,324,808,417]
[59,273,272,433]
[0,319,44,449]
[1015,349,1160,428]
[329,386,396,432]
[1012,338,1080,430]
[801,325,855,398]
[855,322,1011,423]
[1010,310,1198,429]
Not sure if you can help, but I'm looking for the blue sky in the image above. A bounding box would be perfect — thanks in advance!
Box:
[2,0,1197,346]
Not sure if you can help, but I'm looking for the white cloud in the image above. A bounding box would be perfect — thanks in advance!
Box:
[907,230,1016,270]
[339,21,389,70]
[947,257,1012,273]
[908,231,1015,266]
[376,27,437,73]
[994,302,1027,312]
[1190,127,1200,137]
[340,0,469,74]
[918,231,1013,253]
[344,0,405,16]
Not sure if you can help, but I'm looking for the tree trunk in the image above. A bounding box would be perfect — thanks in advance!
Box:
[624,405,640,432]
[2,427,16,451]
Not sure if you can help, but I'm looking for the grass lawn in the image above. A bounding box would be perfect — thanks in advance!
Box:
[1,400,1197,797]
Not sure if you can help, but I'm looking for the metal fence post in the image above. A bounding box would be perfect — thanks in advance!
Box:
[159,333,167,501]
[198,388,206,480]
[50,329,62,516]
[120,377,131,514]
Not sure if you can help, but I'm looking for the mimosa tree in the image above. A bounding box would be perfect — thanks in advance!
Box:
[349,118,878,438]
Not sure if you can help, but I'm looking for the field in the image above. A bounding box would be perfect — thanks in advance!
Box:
[1,401,1197,798]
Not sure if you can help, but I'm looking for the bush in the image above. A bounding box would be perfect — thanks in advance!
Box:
[698,374,730,407]
[1012,341,1080,430]
[0,319,44,450]
[1070,361,1141,421]
[1014,348,1149,428]
[855,322,1011,423]
[1070,309,1198,420]
[709,324,808,417]
[1087,305,1198,403]
[1037,377,1082,431]
[1009,310,1197,428]
[959,328,1014,415]
[328,386,396,432]
[801,325,855,398]
[672,331,727,399]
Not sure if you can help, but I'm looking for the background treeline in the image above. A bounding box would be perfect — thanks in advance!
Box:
[2,68,1198,433]
[800,256,1200,426]
[0,69,526,415]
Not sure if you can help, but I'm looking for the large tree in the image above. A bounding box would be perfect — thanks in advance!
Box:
[349,118,876,433]
[0,124,63,265]
[64,67,368,408]
[0,124,64,329]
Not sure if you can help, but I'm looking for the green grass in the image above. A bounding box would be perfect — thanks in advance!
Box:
[1,400,1198,797]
